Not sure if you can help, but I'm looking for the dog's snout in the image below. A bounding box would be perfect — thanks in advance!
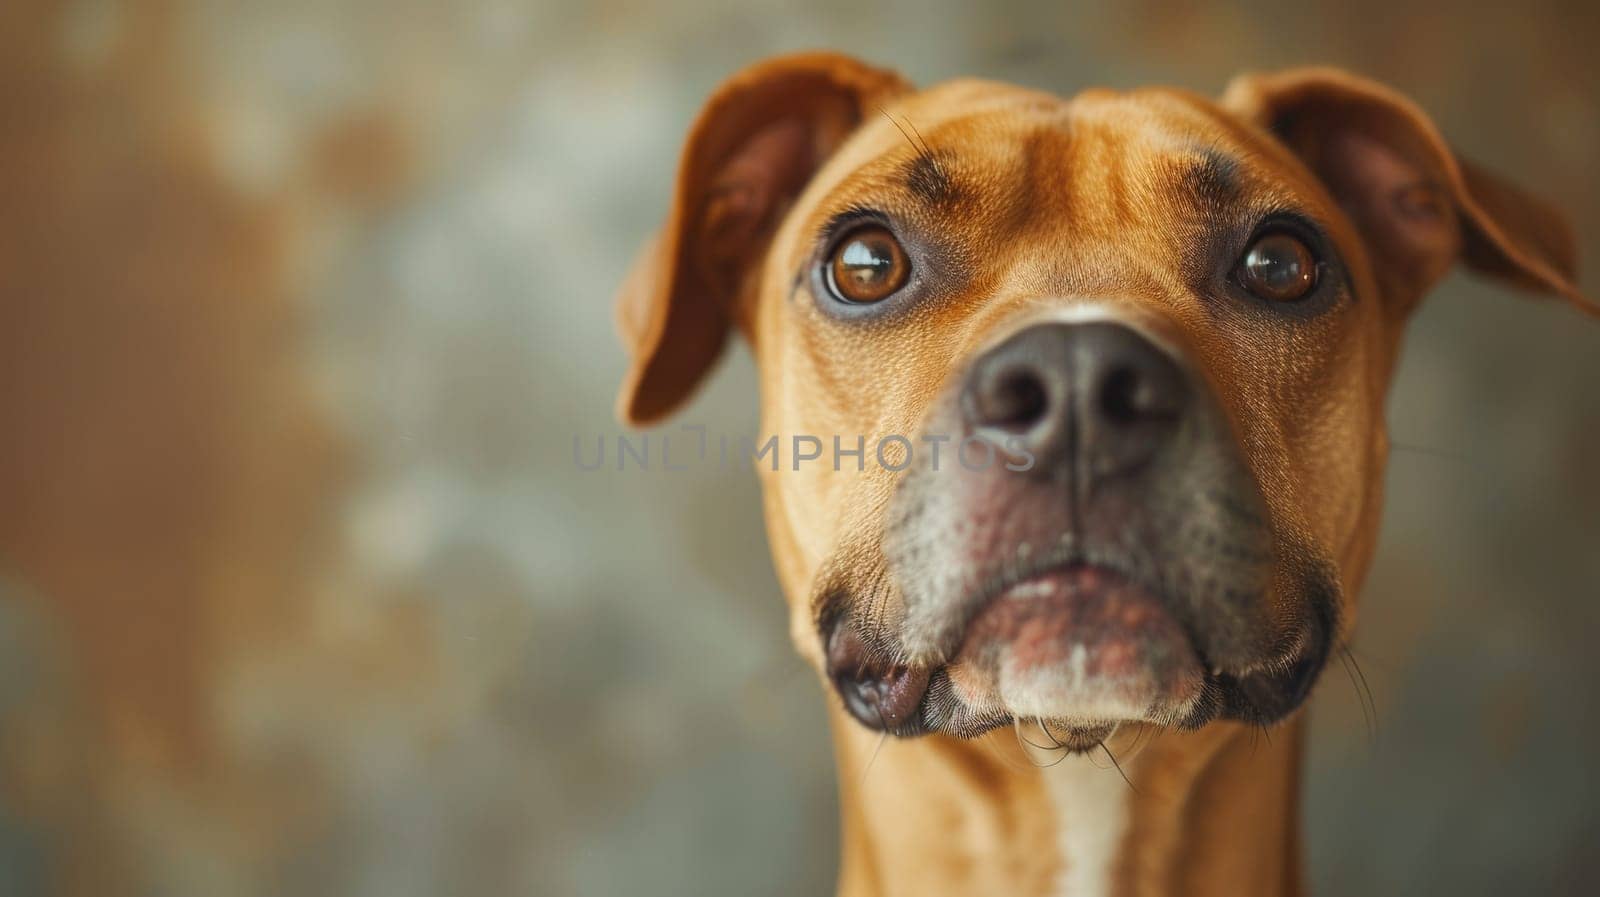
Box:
[962,321,1189,477]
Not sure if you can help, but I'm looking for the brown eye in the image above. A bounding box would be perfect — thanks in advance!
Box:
[826,225,910,304]
[1238,231,1318,302]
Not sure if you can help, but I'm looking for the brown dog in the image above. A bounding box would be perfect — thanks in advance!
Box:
[613,53,1594,896]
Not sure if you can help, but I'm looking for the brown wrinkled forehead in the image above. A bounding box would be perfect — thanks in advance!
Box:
[796,78,1360,277]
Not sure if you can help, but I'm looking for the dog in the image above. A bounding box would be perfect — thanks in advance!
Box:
[613,53,1594,896]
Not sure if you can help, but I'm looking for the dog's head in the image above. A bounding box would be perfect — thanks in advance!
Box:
[615,54,1591,746]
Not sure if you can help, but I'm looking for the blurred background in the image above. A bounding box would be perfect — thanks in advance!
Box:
[1,0,1597,894]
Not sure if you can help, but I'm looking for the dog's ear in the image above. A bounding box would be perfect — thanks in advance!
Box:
[1221,67,1595,319]
[615,53,911,425]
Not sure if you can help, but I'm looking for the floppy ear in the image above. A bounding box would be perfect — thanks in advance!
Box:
[615,53,911,425]
[1221,67,1595,319]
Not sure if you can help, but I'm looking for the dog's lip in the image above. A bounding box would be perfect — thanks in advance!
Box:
[825,617,935,735]
[944,563,1208,722]
[954,562,1187,660]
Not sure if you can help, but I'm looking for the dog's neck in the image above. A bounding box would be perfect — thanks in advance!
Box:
[829,710,1305,897]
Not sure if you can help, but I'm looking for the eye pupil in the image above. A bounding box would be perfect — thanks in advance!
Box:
[826,225,909,303]
[841,239,891,281]
[1240,231,1317,302]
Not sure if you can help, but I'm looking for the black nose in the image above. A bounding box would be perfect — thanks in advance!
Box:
[962,321,1189,478]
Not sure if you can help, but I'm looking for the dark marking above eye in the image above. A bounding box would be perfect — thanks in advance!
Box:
[1181,148,1242,209]
[902,150,960,208]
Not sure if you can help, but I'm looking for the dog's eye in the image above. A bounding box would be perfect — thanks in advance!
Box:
[1237,231,1317,302]
[825,225,910,304]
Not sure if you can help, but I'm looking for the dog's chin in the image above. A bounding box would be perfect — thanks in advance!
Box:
[943,566,1207,733]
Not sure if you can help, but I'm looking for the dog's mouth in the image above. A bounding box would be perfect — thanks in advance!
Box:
[826,562,1209,742]
[947,564,1206,724]
[824,552,1338,744]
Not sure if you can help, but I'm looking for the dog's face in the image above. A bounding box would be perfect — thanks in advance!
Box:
[616,56,1588,746]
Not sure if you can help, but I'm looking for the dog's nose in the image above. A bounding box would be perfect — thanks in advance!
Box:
[962,321,1188,478]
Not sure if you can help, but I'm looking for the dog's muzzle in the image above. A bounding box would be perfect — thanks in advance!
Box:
[824,318,1337,741]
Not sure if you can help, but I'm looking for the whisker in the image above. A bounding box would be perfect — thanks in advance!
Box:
[1340,645,1379,744]
[1039,718,1069,751]
[1101,742,1139,793]
[1013,718,1070,767]
[1012,718,1052,753]
[875,105,944,184]
[859,730,890,785]
[877,106,926,161]
[1337,650,1370,740]
[1132,722,1158,758]
[901,116,944,175]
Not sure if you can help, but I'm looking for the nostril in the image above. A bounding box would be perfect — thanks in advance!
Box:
[1099,365,1181,425]
[984,367,1049,431]
[1099,366,1145,425]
